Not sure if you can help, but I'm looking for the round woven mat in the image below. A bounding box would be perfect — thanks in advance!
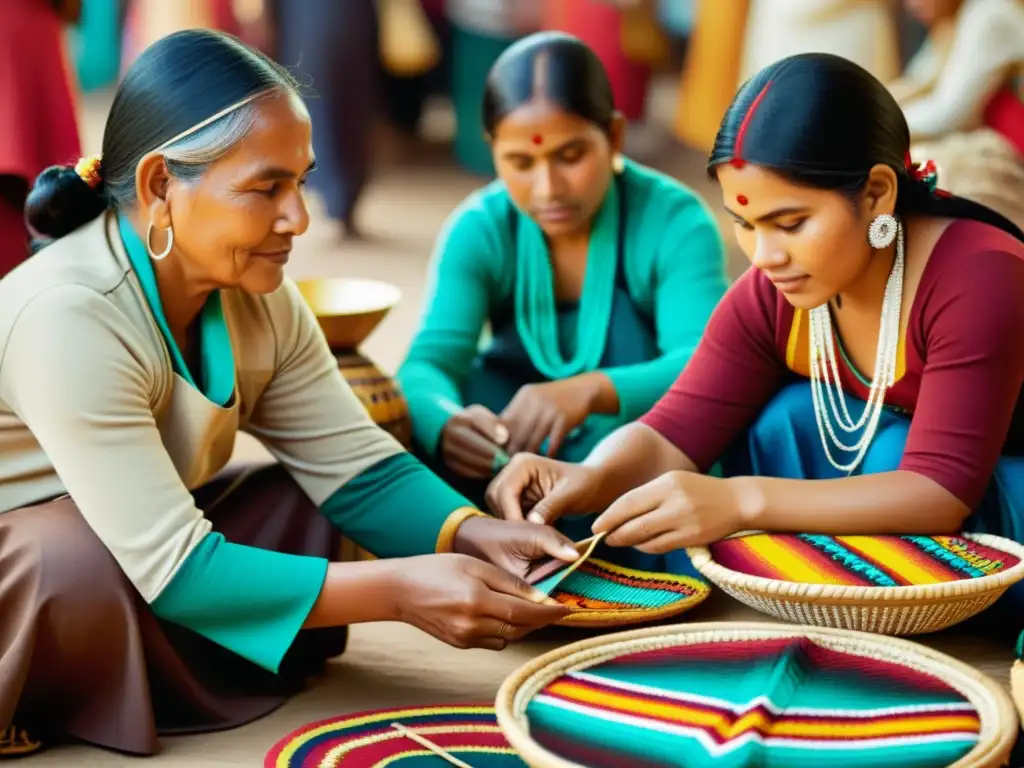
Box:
[496,622,1018,768]
[548,557,711,628]
[264,704,525,767]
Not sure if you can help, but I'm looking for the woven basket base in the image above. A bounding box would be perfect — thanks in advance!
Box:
[496,621,1019,768]
[714,582,1007,635]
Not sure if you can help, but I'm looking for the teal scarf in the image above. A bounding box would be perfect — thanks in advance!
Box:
[117,214,235,407]
[513,180,620,380]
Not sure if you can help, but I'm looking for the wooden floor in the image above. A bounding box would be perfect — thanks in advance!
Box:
[28,82,1018,765]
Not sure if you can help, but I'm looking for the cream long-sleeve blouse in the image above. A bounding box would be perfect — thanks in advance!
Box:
[0,210,476,672]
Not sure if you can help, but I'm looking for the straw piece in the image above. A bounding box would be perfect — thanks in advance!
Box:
[389,722,474,768]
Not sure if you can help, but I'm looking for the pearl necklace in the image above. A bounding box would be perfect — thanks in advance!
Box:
[808,220,905,473]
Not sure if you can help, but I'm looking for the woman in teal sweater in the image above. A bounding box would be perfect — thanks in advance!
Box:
[398,32,728,572]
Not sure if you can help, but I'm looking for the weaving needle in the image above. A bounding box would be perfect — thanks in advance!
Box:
[389,722,475,768]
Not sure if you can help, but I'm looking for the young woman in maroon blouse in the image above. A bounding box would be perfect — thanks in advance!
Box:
[485,52,1024,589]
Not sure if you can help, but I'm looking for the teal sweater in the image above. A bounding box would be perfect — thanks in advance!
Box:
[398,160,729,455]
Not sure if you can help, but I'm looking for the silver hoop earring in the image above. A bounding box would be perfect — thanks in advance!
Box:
[146,222,174,261]
[867,213,898,250]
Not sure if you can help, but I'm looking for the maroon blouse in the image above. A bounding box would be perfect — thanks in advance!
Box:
[640,220,1024,508]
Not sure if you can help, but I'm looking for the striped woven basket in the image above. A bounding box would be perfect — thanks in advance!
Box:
[545,558,711,628]
[495,622,1018,768]
[685,532,1024,635]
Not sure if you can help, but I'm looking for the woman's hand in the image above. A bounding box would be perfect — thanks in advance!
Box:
[500,374,612,457]
[592,471,747,552]
[452,514,582,579]
[486,454,603,524]
[440,406,509,479]
[393,553,570,650]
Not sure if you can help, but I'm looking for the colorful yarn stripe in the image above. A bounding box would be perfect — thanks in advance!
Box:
[264,705,523,767]
[547,559,707,612]
[709,533,1017,587]
[524,638,980,768]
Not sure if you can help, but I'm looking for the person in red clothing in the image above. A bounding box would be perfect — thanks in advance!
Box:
[0,0,82,278]
[485,52,1024,618]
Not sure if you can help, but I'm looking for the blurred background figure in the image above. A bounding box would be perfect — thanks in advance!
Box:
[446,0,542,176]
[892,0,1024,230]
[379,0,450,141]
[543,0,669,126]
[0,0,82,278]
[739,0,901,83]
[69,0,120,92]
[275,0,378,239]
[671,0,747,153]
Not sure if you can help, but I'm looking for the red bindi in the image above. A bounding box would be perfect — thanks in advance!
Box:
[531,134,543,145]
[737,194,749,206]
[730,158,747,169]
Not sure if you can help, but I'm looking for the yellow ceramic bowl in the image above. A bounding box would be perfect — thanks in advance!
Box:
[296,278,403,350]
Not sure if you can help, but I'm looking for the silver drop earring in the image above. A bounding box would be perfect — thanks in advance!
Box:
[868,213,898,250]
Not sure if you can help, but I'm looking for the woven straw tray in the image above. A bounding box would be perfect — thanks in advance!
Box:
[496,622,1018,768]
[685,532,1024,635]
[545,557,711,628]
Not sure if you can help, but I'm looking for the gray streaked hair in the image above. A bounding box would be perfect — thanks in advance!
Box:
[103,93,273,209]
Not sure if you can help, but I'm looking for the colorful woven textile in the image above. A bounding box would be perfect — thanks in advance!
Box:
[264,704,524,767]
[525,637,981,767]
[709,533,1018,587]
[540,558,709,616]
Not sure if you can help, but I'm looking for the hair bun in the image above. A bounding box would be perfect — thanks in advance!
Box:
[24,163,109,241]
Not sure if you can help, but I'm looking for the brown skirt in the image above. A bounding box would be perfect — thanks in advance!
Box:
[0,463,348,757]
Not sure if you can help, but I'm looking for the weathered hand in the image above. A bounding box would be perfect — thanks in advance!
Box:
[486,454,603,525]
[394,552,570,650]
[453,515,581,580]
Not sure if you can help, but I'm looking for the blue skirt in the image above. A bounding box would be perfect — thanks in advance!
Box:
[719,381,1024,544]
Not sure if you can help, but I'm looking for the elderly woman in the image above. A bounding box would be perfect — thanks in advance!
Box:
[0,0,82,277]
[0,30,575,758]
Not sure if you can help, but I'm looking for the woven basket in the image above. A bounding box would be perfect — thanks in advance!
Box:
[547,558,711,629]
[685,532,1024,635]
[495,622,1018,768]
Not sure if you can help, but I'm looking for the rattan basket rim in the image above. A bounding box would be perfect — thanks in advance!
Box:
[495,621,1018,768]
[684,532,1024,605]
[553,558,712,627]
[1011,660,1024,724]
